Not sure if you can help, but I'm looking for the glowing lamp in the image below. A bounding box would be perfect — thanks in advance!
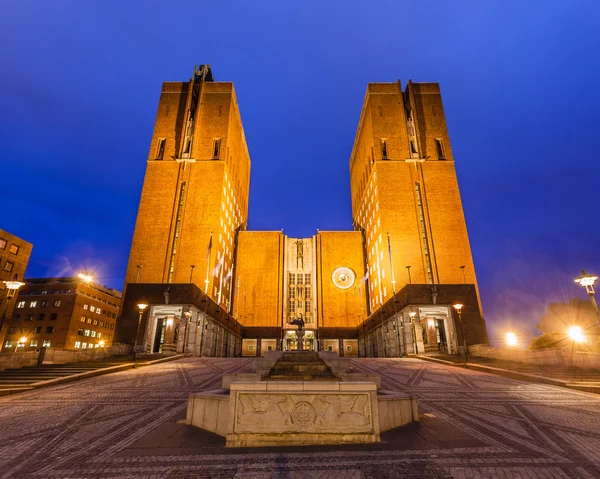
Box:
[575,270,597,291]
[505,332,517,347]
[137,303,148,312]
[99,340,105,347]
[567,325,585,343]
[78,273,93,283]
[453,303,463,314]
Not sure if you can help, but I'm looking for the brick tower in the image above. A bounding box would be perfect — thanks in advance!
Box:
[350,81,482,317]
[124,65,250,309]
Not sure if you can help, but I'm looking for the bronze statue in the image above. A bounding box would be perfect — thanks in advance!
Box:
[289,313,305,331]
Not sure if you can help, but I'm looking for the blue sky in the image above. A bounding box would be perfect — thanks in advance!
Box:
[2,1,599,344]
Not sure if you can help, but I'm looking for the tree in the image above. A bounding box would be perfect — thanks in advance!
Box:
[536,298,597,334]
[529,331,566,351]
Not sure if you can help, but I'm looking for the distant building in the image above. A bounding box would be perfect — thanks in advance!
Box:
[1,277,121,352]
[116,66,488,358]
[0,229,33,346]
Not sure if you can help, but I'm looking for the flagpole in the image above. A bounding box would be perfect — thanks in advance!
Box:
[204,232,213,295]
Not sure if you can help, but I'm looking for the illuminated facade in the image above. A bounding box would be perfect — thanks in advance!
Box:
[116,66,488,357]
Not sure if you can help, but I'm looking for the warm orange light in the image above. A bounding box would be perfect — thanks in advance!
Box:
[78,273,93,283]
[137,303,148,312]
[453,303,463,313]
[505,332,517,347]
[567,325,585,343]
[19,337,27,344]
[99,340,105,347]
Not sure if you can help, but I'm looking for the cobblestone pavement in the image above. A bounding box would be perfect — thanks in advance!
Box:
[0,357,599,478]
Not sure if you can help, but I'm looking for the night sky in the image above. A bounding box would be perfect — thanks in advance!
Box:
[3,1,599,345]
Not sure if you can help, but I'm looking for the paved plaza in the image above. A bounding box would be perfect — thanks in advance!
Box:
[0,357,598,478]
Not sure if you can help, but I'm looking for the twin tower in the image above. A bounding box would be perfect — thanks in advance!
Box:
[117,65,488,357]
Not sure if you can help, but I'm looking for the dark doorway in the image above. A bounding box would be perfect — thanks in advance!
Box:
[153,317,166,353]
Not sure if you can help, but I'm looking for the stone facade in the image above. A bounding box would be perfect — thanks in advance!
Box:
[119,66,488,357]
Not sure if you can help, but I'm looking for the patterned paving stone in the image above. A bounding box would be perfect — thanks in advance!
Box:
[0,357,598,478]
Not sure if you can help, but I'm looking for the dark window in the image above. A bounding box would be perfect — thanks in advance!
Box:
[435,139,445,159]
[33,326,42,334]
[49,313,58,321]
[156,138,166,160]
[8,327,16,334]
[37,314,45,321]
[212,139,221,159]
[4,261,13,272]
[12,314,20,321]
[183,139,191,154]
[9,244,19,255]
[45,326,54,334]
[381,140,388,159]
[40,301,47,308]
[77,329,84,336]
[25,313,33,321]
[410,141,418,155]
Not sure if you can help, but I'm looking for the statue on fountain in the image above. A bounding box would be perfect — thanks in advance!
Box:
[289,313,306,351]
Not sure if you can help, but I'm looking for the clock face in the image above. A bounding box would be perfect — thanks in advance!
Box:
[332,267,356,290]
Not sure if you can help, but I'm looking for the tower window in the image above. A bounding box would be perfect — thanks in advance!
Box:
[435,139,445,159]
[156,138,166,160]
[212,139,221,159]
[381,140,388,160]
[183,138,191,155]
[410,141,418,156]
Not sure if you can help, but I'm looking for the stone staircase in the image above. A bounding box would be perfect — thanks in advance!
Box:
[266,351,340,381]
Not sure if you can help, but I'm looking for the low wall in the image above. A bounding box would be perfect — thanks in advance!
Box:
[469,344,600,370]
[42,343,131,364]
[0,343,131,371]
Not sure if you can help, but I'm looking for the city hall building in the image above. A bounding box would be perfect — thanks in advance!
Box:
[115,65,488,357]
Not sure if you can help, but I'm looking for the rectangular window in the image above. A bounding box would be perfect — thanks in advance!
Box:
[87,318,92,324]
[45,326,54,334]
[53,300,61,307]
[0,239,6,250]
[37,313,45,321]
[290,300,295,313]
[96,309,101,315]
[212,139,221,159]
[30,340,38,347]
[40,301,47,308]
[91,331,97,338]
[90,306,95,313]
[305,300,311,313]
[435,139,445,159]
[12,313,20,321]
[34,326,42,333]
[49,313,58,321]
[25,313,33,321]
[8,327,16,334]
[4,261,14,272]
[381,139,388,159]
[42,340,51,347]
[97,332,101,339]
[9,244,19,255]
[74,341,81,349]
[30,301,37,308]
[4,341,13,348]
[83,304,88,310]
[410,141,418,156]
[84,330,90,336]
[80,316,86,322]
[156,138,166,160]
[78,329,84,336]
[16,301,25,309]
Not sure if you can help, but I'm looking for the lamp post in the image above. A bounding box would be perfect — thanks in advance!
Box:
[133,303,148,361]
[1,275,25,331]
[574,270,600,325]
[453,303,468,365]
[183,309,192,353]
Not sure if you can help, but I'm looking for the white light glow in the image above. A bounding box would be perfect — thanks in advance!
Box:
[567,325,585,343]
[505,332,517,347]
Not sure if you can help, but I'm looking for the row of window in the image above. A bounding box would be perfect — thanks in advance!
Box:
[5,339,50,348]
[21,289,72,295]
[0,239,20,255]
[13,313,58,321]
[17,300,61,308]
[82,303,115,317]
[74,341,103,349]
[80,316,114,329]
[8,326,54,334]
[77,329,103,338]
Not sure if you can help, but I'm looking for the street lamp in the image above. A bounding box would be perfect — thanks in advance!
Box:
[505,332,518,348]
[133,303,148,361]
[575,270,600,324]
[1,275,25,331]
[453,303,468,365]
[99,340,105,347]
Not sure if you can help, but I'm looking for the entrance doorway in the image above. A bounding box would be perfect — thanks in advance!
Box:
[284,330,315,351]
[153,317,166,353]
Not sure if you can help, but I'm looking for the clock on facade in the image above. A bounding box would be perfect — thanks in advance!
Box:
[331,267,356,290]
